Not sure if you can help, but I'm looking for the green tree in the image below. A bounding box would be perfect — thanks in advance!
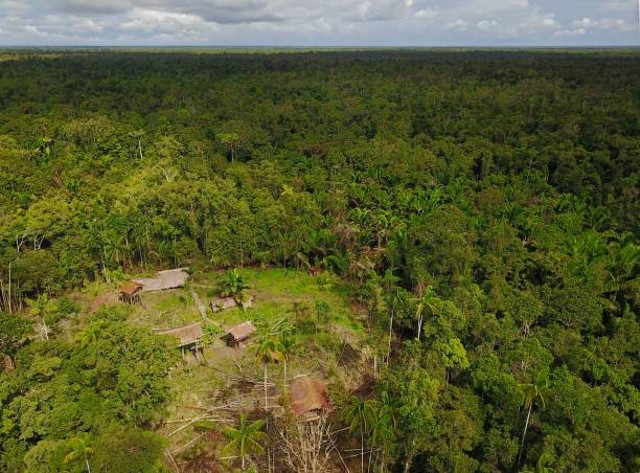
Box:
[26,293,54,340]
[0,312,30,370]
[343,396,377,473]
[223,415,267,470]
[518,377,549,466]
[64,434,94,473]
[255,336,284,410]
[219,269,249,303]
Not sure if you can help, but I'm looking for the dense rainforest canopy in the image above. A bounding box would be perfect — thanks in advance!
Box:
[0,49,639,472]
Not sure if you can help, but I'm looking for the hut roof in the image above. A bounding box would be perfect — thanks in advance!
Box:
[289,377,332,417]
[157,322,204,347]
[211,297,237,311]
[119,281,143,296]
[226,321,257,342]
[134,268,189,292]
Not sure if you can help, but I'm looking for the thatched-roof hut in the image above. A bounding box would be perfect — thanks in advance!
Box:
[157,322,204,348]
[119,281,143,304]
[210,295,254,313]
[211,296,237,312]
[224,321,257,347]
[134,268,189,293]
[289,376,332,421]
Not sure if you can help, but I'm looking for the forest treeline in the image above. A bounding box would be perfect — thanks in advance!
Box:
[1,50,639,471]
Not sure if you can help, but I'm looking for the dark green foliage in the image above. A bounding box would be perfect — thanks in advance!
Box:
[92,425,166,473]
[0,307,177,471]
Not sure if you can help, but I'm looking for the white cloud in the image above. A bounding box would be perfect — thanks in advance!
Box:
[120,9,207,33]
[0,0,637,46]
[573,17,636,32]
[477,19,498,30]
[447,19,468,31]
[553,28,587,38]
[414,8,438,19]
[601,0,636,12]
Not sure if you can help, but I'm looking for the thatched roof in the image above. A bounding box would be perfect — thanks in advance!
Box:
[134,268,189,292]
[119,281,143,296]
[226,321,257,342]
[211,297,237,312]
[289,377,332,418]
[157,322,204,347]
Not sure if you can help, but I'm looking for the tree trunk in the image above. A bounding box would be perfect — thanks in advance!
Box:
[264,364,269,410]
[387,308,394,365]
[518,403,533,465]
[360,424,365,473]
[403,453,413,473]
[8,262,12,314]
[84,453,91,473]
[283,360,287,388]
[416,314,423,341]
[42,318,49,341]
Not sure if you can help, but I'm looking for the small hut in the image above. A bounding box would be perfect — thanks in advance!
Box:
[211,296,237,312]
[119,281,143,305]
[289,376,332,422]
[210,295,255,313]
[157,322,204,356]
[224,321,257,347]
[307,267,324,277]
[133,268,190,293]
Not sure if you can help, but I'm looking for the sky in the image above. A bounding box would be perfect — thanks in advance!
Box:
[0,0,638,46]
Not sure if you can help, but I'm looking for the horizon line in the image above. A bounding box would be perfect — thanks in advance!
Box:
[1,44,639,49]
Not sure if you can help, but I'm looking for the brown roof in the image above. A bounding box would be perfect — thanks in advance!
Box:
[289,377,332,417]
[226,321,257,342]
[120,281,143,296]
[157,322,204,347]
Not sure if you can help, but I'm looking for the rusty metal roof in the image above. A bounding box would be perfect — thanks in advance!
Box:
[119,281,143,296]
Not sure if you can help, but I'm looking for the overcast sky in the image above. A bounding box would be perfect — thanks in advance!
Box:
[0,0,638,46]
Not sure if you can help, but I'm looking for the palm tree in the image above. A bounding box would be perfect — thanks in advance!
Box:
[279,332,297,388]
[64,434,94,473]
[535,452,556,473]
[518,378,548,465]
[370,400,397,472]
[255,336,284,410]
[223,415,267,470]
[343,396,376,473]
[415,284,439,341]
[218,131,241,162]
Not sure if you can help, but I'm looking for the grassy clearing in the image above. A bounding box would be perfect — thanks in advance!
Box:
[123,267,373,459]
[73,266,372,463]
